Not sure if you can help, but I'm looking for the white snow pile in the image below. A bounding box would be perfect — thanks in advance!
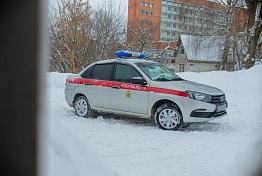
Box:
[46,74,113,176]
[46,65,262,176]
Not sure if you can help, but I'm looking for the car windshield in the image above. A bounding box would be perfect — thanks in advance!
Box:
[135,62,183,81]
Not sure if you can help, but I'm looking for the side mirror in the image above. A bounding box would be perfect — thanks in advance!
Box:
[131,77,147,85]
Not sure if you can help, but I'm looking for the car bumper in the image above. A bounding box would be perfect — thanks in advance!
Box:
[184,112,227,123]
[179,98,228,123]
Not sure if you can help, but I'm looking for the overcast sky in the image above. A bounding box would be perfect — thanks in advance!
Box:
[88,0,128,8]
[49,0,129,17]
[88,0,128,16]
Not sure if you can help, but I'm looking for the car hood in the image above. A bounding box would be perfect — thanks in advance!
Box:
[160,80,224,95]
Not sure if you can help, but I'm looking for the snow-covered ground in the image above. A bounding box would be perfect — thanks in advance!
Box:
[46,64,262,176]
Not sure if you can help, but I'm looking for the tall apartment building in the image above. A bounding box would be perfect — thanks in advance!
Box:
[128,0,248,43]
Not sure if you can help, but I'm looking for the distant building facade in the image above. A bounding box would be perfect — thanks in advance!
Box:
[174,34,240,72]
[128,0,248,42]
[128,0,248,72]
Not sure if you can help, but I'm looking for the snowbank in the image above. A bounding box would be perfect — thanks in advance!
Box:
[234,135,262,176]
[176,64,262,93]
[46,72,113,176]
[46,72,73,88]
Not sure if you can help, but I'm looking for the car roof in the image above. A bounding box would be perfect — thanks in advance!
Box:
[94,58,157,65]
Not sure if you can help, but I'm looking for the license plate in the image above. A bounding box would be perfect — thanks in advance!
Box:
[216,104,227,112]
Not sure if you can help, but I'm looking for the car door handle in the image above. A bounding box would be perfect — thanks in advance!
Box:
[112,86,120,89]
[85,83,92,86]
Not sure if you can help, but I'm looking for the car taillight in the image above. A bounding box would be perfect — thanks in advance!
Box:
[65,79,68,86]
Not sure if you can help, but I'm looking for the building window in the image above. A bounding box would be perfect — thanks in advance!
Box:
[140,10,144,14]
[145,11,148,15]
[173,23,176,28]
[149,20,153,25]
[168,6,172,11]
[145,2,148,6]
[139,19,143,23]
[174,7,177,12]
[140,1,144,6]
[167,23,171,27]
[168,14,171,19]
[150,3,153,7]
[179,64,185,72]
[172,31,176,36]
[150,11,153,16]
[167,31,171,35]
[173,15,177,20]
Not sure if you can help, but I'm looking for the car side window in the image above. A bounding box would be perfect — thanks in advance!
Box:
[114,64,141,83]
[90,63,113,81]
[81,65,94,78]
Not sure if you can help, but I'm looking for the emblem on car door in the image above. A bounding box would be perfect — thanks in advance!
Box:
[124,91,132,99]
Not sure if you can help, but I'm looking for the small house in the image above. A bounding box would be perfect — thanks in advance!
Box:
[174,35,236,72]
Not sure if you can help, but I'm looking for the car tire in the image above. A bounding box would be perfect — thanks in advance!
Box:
[74,96,93,118]
[181,123,192,128]
[154,103,182,130]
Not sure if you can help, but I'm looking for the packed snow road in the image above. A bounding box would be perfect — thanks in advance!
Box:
[46,65,262,176]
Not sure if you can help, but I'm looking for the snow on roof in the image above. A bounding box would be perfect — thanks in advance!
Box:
[180,35,225,62]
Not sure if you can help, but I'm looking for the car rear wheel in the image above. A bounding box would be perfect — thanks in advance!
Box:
[154,103,182,130]
[74,96,93,118]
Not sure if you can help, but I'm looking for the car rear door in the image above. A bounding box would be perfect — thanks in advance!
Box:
[111,63,149,114]
[82,63,113,109]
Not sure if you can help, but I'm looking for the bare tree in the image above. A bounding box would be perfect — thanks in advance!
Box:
[49,0,91,73]
[196,0,246,70]
[88,0,127,61]
[244,0,262,68]
[127,17,177,64]
[127,17,159,52]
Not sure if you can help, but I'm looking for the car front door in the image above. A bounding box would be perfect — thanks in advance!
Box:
[111,63,149,115]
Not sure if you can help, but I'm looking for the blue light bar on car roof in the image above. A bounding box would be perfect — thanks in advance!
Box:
[115,51,146,59]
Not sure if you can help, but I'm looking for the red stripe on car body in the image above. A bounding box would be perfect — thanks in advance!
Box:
[67,78,187,97]
[149,87,188,97]
[112,82,149,91]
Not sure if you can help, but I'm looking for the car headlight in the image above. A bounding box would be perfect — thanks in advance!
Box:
[185,91,211,103]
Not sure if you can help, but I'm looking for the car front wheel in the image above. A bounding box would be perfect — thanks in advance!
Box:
[74,96,93,118]
[154,103,182,130]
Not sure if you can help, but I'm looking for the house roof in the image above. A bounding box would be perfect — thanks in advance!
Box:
[180,35,225,62]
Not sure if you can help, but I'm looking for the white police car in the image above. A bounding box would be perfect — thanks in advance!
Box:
[65,51,228,130]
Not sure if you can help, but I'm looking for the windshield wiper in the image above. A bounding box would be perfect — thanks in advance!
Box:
[170,78,184,81]
[155,77,171,81]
